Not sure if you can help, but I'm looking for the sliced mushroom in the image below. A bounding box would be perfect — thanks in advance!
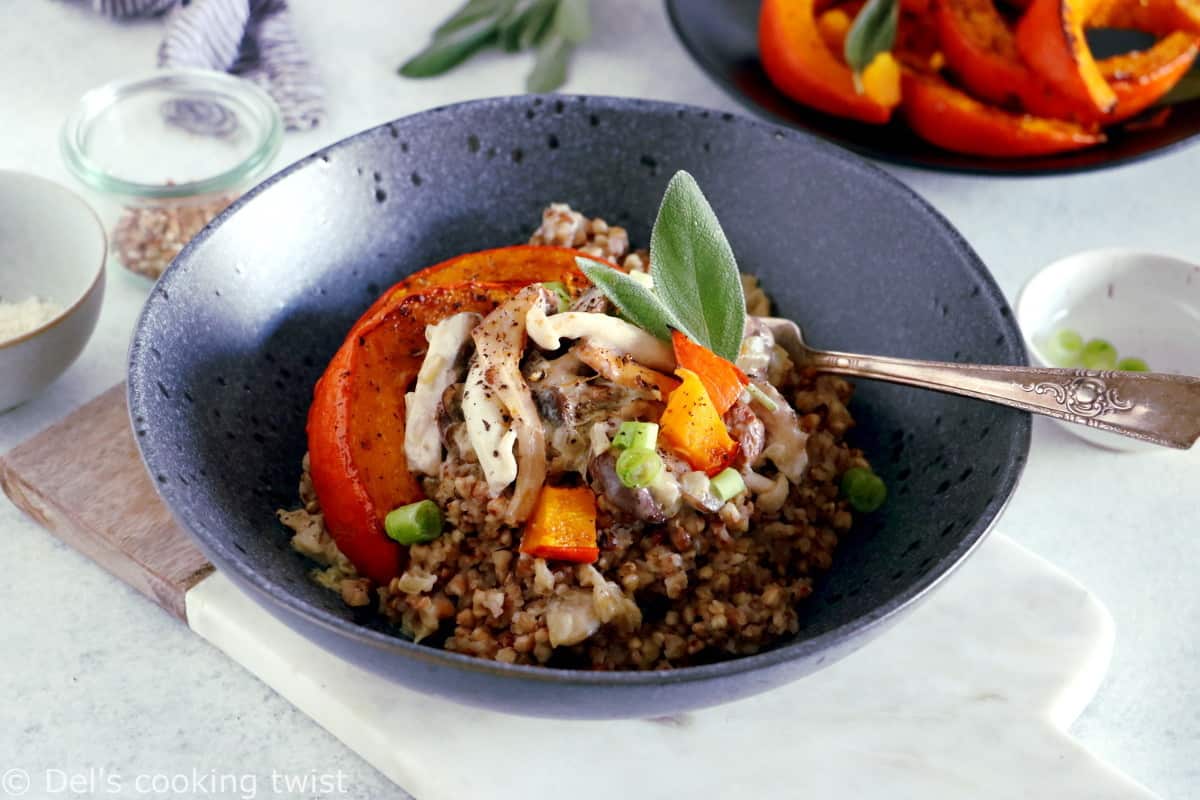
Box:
[525,307,675,372]
[569,286,611,314]
[470,285,554,524]
[750,380,809,483]
[404,312,481,476]
[571,339,678,401]
[462,360,519,495]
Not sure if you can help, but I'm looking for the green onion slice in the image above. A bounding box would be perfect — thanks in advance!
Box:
[615,447,664,489]
[1080,338,1118,370]
[1116,356,1150,372]
[1042,328,1084,367]
[710,467,746,502]
[612,421,659,452]
[745,383,778,412]
[385,500,444,545]
[542,281,571,312]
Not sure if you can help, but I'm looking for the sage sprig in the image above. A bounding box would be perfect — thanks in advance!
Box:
[579,170,747,363]
[399,0,590,93]
[844,0,898,91]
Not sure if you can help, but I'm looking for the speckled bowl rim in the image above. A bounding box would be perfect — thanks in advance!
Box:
[0,170,107,350]
[129,95,1031,689]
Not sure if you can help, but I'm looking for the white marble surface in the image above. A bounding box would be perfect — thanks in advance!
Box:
[186,535,1150,800]
[0,1,1197,798]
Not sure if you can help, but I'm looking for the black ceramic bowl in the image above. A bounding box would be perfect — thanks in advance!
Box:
[129,95,1029,719]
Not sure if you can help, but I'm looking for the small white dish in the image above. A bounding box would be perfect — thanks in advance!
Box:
[1016,248,1200,452]
[0,170,106,412]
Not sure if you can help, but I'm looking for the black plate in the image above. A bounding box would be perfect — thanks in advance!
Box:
[129,96,1029,719]
[666,0,1200,174]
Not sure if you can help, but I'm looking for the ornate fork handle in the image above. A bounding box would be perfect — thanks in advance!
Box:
[807,351,1200,449]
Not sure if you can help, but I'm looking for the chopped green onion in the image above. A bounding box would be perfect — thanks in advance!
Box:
[841,467,886,513]
[612,421,658,451]
[1117,356,1150,372]
[710,467,746,502]
[615,447,663,489]
[542,281,571,312]
[745,382,779,412]
[1042,328,1084,367]
[384,500,444,545]
[1080,338,1118,370]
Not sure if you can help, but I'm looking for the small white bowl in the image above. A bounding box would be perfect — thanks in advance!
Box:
[0,171,106,412]
[1016,248,1200,452]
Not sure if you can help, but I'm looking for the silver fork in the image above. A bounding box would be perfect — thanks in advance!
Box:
[761,317,1200,449]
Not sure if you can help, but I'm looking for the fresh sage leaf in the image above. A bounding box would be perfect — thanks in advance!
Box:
[577,257,684,343]
[552,0,591,43]
[649,171,746,362]
[518,0,559,50]
[844,0,898,81]
[498,0,541,52]
[526,32,573,92]
[400,12,501,77]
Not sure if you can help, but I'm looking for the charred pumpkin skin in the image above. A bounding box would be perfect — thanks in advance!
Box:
[901,69,1106,156]
[935,0,1077,115]
[1102,32,1200,121]
[940,0,1196,123]
[1091,0,1200,33]
[1016,0,1119,114]
[349,245,605,340]
[759,0,900,124]
[307,282,534,585]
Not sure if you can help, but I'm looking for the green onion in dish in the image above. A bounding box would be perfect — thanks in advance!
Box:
[1042,328,1084,367]
[1117,356,1150,372]
[615,447,663,489]
[745,383,779,412]
[710,468,746,502]
[841,467,886,513]
[542,281,571,312]
[1080,338,1118,370]
[385,499,444,545]
[612,421,658,452]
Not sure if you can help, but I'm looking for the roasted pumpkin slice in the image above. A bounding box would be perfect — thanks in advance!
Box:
[936,0,1072,115]
[1015,0,1119,114]
[901,70,1106,156]
[307,281,533,584]
[760,0,901,124]
[350,245,603,339]
[940,0,1196,123]
[1102,31,1200,122]
[1091,0,1200,33]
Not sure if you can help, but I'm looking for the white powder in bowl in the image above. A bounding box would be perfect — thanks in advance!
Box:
[0,296,63,343]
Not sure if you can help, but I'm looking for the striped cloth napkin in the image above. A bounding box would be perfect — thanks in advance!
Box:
[92,0,324,130]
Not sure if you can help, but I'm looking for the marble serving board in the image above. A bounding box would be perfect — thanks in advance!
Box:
[0,385,1158,799]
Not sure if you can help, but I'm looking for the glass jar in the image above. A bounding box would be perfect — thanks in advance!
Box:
[61,68,282,282]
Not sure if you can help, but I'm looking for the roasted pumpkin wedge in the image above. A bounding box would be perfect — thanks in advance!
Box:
[307,281,535,584]
[1015,0,1119,114]
[1091,0,1200,33]
[901,70,1106,156]
[1102,31,1200,122]
[760,0,901,123]
[940,0,1197,123]
[349,245,603,339]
